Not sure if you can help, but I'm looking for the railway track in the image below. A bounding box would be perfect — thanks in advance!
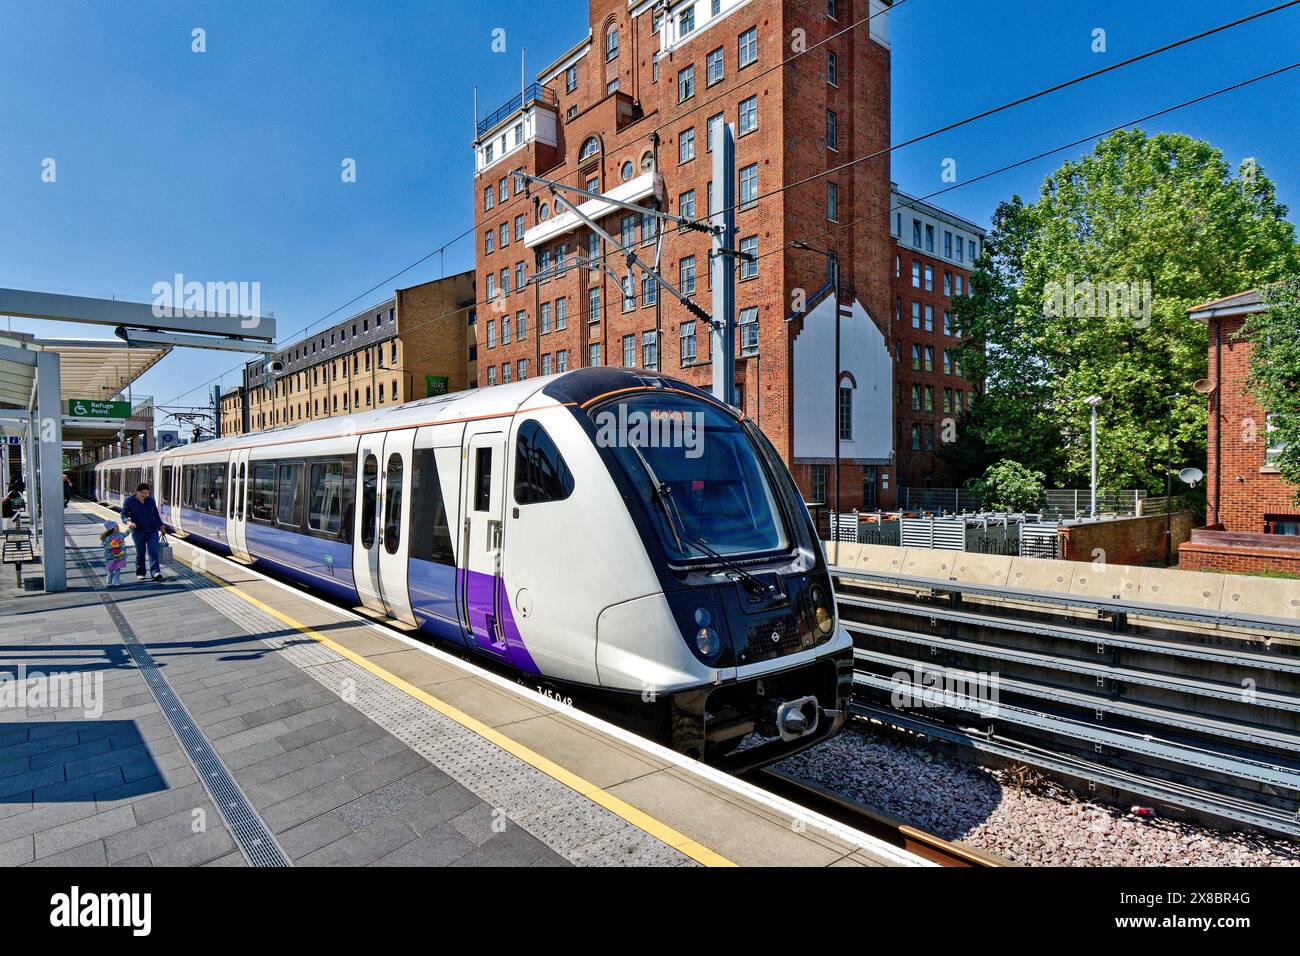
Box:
[745,767,1004,867]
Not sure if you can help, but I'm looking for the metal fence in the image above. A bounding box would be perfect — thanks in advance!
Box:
[897,486,1146,518]
[828,511,1049,556]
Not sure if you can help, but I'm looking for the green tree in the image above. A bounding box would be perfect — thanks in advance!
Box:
[944,129,1300,493]
[1239,278,1300,503]
[970,459,1046,513]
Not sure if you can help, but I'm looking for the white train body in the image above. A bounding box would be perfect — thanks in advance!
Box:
[83,369,852,766]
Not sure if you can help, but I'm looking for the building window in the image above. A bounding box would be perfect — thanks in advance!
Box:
[738,27,757,68]
[516,261,526,289]
[556,349,568,372]
[643,330,658,369]
[924,305,934,332]
[515,214,525,241]
[943,271,952,296]
[500,313,511,344]
[587,286,601,323]
[679,189,696,219]
[556,297,567,329]
[911,384,921,411]
[679,127,696,164]
[924,385,934,411]
[502,363,512,384]
[827,0,839,19]
[924,265,933,291]
[678,65,695,102]
[911,260,921,288]
[621,275,636,311]
[826,110,838,150]
[622,334,636,367]
[606,79,619,94]
[499,222,509,248]
[706,47,724,85]
[680,7,695,35]
[580,136,600,160]
[566,64,577,92]
[911,301,921,328]
[827,182,838,221]
[911,343,921,370]
[827,50,838,85]
[606,27,619,61]
[680,321,697,365]
[955,274,965,295]
[838,384,853,440]
[912,219,922,248]
[739,236,758,279]
[811,464,827,503]
[540,301,552,334]
[542,353,553,376]
[925,224,935,252]
[499,178,508,203]
[588,343,602,367]
[517,359,527,380]
[486,319,496,348]
[680,256,696,294]
[516,310,527,340]
[739,306,759,354]
[924,346,934,372]
[484,187,493,211]
[738,95,757,135]
[737,162,758,210]
[484,230,494,254]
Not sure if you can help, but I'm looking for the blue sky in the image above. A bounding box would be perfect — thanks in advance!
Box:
[2,0,1298,432]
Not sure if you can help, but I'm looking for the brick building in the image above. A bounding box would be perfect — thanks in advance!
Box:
[220,271,477,436]
[888,184,983,491]
[471,0,896,510]
[1178,289,1300,575]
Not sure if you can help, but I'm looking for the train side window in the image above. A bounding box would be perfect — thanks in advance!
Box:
[194,465,209,511]
[228,467,237,519]
[514,421,574,504]
[411,449,455,565]
[250,463,276,522]
[276,464,303,527]
[473,447,492,512]
[211,465,226,514]
[308,460,344,536]
[383,455,403,555]
[162,467,171,505]
[238,462,246,520]
[361,455,378,548]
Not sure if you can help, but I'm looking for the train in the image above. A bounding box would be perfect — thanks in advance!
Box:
[77,368,852,769]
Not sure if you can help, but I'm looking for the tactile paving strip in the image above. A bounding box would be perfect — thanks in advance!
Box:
[171,560,693,866]
[66,535,292,867]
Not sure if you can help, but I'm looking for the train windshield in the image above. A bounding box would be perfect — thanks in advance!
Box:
[593,392,789,560]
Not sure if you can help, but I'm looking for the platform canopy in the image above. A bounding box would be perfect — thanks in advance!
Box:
[0,333,168,407]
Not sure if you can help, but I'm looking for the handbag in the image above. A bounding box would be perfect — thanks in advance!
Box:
[156,536,174,567]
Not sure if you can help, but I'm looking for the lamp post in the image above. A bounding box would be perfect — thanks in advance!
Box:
[1084,395,1102,517]
[792,241,842,529]
[1164,393,1180,565]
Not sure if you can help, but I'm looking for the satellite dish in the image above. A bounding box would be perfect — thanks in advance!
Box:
[1193,378,1215,395]
[1179,467,1204,487]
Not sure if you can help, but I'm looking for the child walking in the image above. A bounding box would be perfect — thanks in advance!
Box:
[100,519,127,587]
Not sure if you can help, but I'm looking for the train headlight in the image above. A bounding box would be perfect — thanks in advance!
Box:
[693,607,720,657]
[810,584,834,637]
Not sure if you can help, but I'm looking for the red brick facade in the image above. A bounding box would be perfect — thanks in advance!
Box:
[1178,291,1300,575]
[888,191,981,488]
[471,0,894,507]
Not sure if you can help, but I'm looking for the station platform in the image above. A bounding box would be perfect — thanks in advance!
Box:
[0,503,924,868]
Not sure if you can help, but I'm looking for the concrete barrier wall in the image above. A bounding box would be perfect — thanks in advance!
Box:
[824,541,1300,622]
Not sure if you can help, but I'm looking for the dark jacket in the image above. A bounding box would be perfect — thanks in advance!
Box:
[121,495,163,534]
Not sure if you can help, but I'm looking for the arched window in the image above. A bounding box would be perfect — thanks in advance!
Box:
[838,378,855,441]
[579,136,600,160]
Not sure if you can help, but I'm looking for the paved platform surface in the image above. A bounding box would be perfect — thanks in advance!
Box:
[0,503,920,867]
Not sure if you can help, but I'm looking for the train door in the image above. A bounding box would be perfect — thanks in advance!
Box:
[170,461,185,535]
[460,430,509,660]
[375,429,416,626]
[228,449,250,560]
[352,434,385,614]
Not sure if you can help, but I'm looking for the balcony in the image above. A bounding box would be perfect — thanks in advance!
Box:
[474,84,560,174]
[477,83,557,139]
